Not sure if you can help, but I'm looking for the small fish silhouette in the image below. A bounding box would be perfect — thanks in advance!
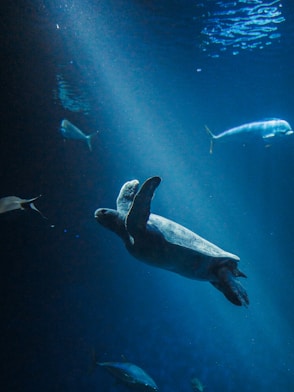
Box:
[60,119,98,151]
[191,376,205,392]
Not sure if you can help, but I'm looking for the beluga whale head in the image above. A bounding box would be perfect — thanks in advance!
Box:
[274,119,293,137]
[260,119,293,140]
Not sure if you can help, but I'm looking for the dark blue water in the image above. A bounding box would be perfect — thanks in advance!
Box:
[1,1,294,391]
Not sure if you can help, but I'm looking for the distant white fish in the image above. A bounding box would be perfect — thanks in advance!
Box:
[0,195,46,218]
[205,118,293,153]
[60,119,98,151]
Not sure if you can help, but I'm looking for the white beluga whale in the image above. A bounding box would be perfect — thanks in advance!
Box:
[98,360,159,391]
[0,195,46,218]
[205,118,293,153]
[95,176,249,306]
[60,119,98,151]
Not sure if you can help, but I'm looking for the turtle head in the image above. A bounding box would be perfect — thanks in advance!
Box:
[95,208,129,242]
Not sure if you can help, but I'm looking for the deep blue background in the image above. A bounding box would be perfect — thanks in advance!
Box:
[1,1,294,391]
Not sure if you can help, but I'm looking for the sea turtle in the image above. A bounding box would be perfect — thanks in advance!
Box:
[95,176,249,306]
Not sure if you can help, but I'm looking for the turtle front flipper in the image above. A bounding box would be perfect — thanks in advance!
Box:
[126,176,161,236]
[211,267,249,307]
[116,179,140,214]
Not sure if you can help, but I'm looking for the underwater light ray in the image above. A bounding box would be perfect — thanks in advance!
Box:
[52,1,214,208]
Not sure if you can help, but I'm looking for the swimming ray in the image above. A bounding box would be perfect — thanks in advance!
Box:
[0,195,46,218]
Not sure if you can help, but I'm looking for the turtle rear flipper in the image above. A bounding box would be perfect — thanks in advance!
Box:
[126,176,161,236]
[211,268,249,306]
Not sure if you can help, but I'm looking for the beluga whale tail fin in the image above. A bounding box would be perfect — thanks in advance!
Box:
[205,125,217,154]
[86,132,99,152]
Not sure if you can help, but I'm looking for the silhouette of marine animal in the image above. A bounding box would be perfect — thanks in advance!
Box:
[98,361,159,391]
[191,376,205,392]
[0,195,45,218]
[95,176,249,306]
